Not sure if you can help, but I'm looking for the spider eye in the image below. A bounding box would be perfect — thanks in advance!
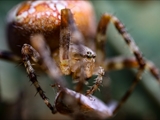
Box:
[85,51,96,58]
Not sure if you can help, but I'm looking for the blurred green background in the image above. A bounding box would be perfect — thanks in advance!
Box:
[0,0,160,120]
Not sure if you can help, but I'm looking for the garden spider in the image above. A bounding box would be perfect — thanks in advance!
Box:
[1,0,160,120]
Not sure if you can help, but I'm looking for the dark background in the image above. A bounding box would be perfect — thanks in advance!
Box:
[0,0,160,120]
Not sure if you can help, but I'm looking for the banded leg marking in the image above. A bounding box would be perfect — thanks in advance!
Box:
[21,44,56,113]
[104,57,160,81]
[95,13,155,115]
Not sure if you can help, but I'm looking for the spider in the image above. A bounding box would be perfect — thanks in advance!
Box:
[1,0,160,120]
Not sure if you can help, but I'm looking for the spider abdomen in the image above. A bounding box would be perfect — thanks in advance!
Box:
[6,0,96,56]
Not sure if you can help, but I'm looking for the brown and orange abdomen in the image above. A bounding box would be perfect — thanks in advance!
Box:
[6,0,96,55]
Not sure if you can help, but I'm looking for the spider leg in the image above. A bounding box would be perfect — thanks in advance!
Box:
[30,34,66,88]
[21,43,57,114]
[103,56,160,115]
[0,48,59,113]
[59,9,72,75]
[95,14,159,115]
[22,32,69,114]
[85,55,160,102]
[0,50,21,63]
[96,13,145,68]
[59,8,87,93]
[104,57,160,81]
[85,66,105,96]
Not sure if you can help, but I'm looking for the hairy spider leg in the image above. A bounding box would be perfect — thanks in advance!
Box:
[59,8,96,93]
[104,57,160,80]
[95,13,160,115]
[96,14,145,67]
[30,34,66,87]
[21,43,57,114]
[0,50,21,63]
